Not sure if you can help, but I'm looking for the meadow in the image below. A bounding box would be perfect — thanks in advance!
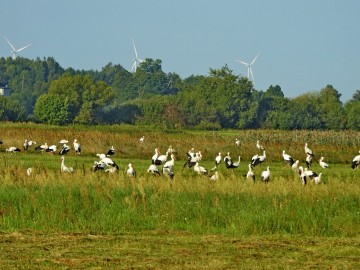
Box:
[0,123,359,269]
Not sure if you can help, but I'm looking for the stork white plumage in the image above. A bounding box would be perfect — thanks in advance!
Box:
[282,150,295,166]
[4,36,31,59]
[73,139,81,155]
[107,146,115,156]
[147,164,161,176]
[194,162,208,175]
[211,152,222,170]
[23,139,36,151]
[154,149,169,165]
[139,136,145,143]
[251,151,266,167]
[126,163,136,177]
[131,38,144,73]
[226,156,241,169]
[151,148,160,164]
[306,154,313,169]
[351,151,360,169]
[304,143,314,157]
[61,156,74,173]
[246,164,255,183]
[304,168,318,180]
[163,154,176,171]
[298,166,307,185]
[235,138,240,147]
[261,166,270,184]
[6,146,21,153]
[35,143,48,152]
[236,51,260,85]
[256,140,264,151]
[46,144,57,154]
[314,173,322,184]
[291,160,300,173]
[59,144,70,155]
[319,157,329,169]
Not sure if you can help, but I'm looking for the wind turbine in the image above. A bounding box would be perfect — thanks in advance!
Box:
[4,36,31,59]
[236,51,260,85]
[131,38,144,73]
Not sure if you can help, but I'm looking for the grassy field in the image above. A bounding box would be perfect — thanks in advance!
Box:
[0,123,359,269]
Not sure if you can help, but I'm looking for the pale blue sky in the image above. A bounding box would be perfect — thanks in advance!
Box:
[1,0,359,102]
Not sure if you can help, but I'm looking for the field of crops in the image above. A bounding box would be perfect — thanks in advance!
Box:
[0,123,359,269]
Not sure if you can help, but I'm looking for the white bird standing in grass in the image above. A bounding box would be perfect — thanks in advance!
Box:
[319,157,329,169]
[305,154,313,169]
[304,143,314,157]
[26,167,33,176]
[235,138,240,147]
[23,139,36,151]
[35,143,48,152]
[282,150,295,166]
[139,136,145,143]
[261,166,270,184]
[147,164,161,176]
[292,160,300,173]
[126,163,136,177]
[313,173,322,184]
[256,140,264,151]
[73,139,81,155]
[194,162,208,175]
[298,166,307,185]
[246,164,255,183]
[59,144,71,155]
[107,146,115,156]
[6,146,21,153]
[351,151,360,169]
[226,156,241,169]
[61,156,74,173]
[211,152,222,170]
[251,151,266,167]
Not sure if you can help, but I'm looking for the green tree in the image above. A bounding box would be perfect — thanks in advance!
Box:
[34,93,70,125]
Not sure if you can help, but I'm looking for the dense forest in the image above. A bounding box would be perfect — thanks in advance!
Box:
[0,56,359,130]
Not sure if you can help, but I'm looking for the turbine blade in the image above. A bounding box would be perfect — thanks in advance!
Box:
[250,51,260,65]
[236,60,248,66]
[250,68,255,83]
[4,36,16,51]
[16,43,31,52]
[132,38,138,58]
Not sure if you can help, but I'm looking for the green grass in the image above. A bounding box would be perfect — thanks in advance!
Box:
[0,123,359,268]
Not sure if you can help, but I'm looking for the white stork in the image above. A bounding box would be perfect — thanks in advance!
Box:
[256,140,264,151]
[107,146,115,156]
[23,139,36,151]
[59,144,71,155]
[6,146,21,153]
[319,157,329,169]
[235,138,240,147]
[163,154,176,171]
[351,151,360,169]
[139,136,145,143]
[46,144,57,154]
[282,150,295,166]
[246,164,255,183]
[35,143,48,152]
[252,151,266,167]
[209,171,219,181]
[194,162,208,175]
[61,156,74,173]
[126,163,136,177]
[226,156,241,169]
[261,166,270,184]
[291,160,300,173]
[73,139,81,155]
[304,143,314,157]
[154,150,169,165]
[314,173,322,184]
[211,152,222,170]
[147,164,161,176]
[298,166,307,185]
[305,154,313,169]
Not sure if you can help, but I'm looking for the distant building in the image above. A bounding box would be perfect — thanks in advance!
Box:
[0,85,11,96]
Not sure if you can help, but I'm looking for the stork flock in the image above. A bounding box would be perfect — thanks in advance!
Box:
[0,136,359,183]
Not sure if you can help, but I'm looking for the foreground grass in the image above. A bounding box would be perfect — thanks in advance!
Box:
[0,231,359,269]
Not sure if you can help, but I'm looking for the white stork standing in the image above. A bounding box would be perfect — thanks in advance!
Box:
[46,144,57,154]
[209,171,219,181]
[261,166,270,184]
[107,146,115,156]
[298,166,307,185]
[291,160,300,173]
[226,156,241,169]
[305,154,313,169]
[35,143,48,153]
[126,163,136,177]
[147,164,161,176]
[251,151,266,168]
[194,162,208,175]
[151,148,160,164]
[23,139,36,151]
[304,168,318,180]
[256,140,264,151]
[59,144,71,155]
[73,139,81,155]
[235,138,241,147]
[351,151,360,169]
[61,156,74,173]
[154,149,169,165]
[319,157,329,169]
[246,164,255,183]
[223,152,233,167]
[304,143,314,157]
[282,150,295,166]
[314,173,322,184]
[139,136,145,143]
[211,152,222,170]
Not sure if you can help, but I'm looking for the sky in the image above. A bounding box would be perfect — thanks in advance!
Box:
[0,0,359,102]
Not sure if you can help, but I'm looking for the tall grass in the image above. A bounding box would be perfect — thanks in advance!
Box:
[0,123,359,237]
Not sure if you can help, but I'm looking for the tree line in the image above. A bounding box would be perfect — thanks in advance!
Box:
[0,56,359,130]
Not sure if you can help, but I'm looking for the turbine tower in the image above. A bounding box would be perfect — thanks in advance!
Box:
[131,38,143,73]
[4,36,31,59]
[236,51,260,85]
